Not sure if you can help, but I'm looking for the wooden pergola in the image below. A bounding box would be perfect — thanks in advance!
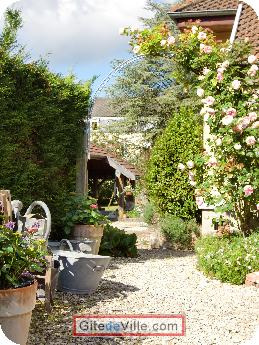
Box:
[87,144,140,216]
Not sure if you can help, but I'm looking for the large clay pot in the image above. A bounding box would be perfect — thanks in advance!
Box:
[0,281,37,345]
[72,225,104,254]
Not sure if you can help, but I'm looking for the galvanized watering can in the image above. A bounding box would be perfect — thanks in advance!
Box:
[53,240,111,295]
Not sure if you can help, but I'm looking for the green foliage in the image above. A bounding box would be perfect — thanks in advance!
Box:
[0,10,92,239]
[62,194,106,235]
[160,215,200,249]
[143,202,155,224]
[99,223,137,257]
[146,107,202,219]
[195,233,259,285]
[0,225,48,289]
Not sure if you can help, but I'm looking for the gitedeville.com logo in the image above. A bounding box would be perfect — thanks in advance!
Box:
[73,314,185,337]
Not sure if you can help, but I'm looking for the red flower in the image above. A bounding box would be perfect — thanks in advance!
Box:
[90,204,98,209]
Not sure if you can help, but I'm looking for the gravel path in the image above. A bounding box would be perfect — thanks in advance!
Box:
[28,249,259,345]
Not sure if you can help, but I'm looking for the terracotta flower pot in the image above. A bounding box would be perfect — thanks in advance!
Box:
[72,225,104,254]
[0,280,37,345]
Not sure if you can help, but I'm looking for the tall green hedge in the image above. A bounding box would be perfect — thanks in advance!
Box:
[145,107,202,219]
[0,10,91,238]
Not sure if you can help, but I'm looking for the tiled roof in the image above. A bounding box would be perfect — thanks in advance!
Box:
[236,2,259,55]
[171,0,238,12]
[90,144,140,178]
[170,0,259,54]
[91,98,115,118]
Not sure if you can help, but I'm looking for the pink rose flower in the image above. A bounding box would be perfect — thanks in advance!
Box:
[90,204,98,209]
[160,40,167,47]
[241,116,251,129]
[187,160,194,169]
[248,112,257,122]
[248,55,257,64]
[198,32,207,40]
[167,36,175,45]
[202,96,215,106]
[196,196,204,207]
[247,64,258,77]
[203,45,212,54]
[216,72,224,82]
[226,107,237,117]
[244,185,254,196]
[245,136,256,146]
[231,80,241,90]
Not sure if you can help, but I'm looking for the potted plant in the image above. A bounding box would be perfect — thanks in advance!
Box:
[62,194,106,254]
[0,223,47,345]
[123,183,134,196]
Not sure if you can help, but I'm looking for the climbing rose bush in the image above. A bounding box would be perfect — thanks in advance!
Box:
[123,24,259,235]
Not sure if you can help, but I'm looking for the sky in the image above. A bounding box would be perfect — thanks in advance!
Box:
[0,0,258,96]
[0,0,177,95]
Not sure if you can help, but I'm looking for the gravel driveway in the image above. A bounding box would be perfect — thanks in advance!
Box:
[28,249,259,345]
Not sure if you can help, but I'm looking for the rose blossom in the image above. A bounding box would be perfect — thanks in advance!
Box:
[167,36,175,45]
[207,156,217,167]
[248,112,257,122]
[247,64,258,77]
[191,26,198,34]
[197,87,204,97]
[241,116,251,128]
[233,124,243,133]
[234,143,241,150]
[202,96,215,106]
[251,121,259,129]
[203,45,212,54]
[133,45,141,54]
[226,107,237,117]
[244,185,254,196]
[90,204,98,209]
[198,32,207,40]
[217,72,224,82]
[245,136,256,146]
[217,67,225,74]
[160,40,167,47]
[221,60,230,69]
[216,138,222,146]
[221,115,234,126]
[203,67,210,75]
[178,163,185,171]
[248,55,257,64]
[196,196,204,207]
[231,80,241,90]
[187,160,194,169]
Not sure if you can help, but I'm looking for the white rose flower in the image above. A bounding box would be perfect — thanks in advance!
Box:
[231,80,241,90]
[234,143,241,150]
[178,163,185,171]
[191,26,198,34]
[248,55,257,64]
[221,115,234,126]
[197,88,205,97]
[198,32,207,40]
[160,40,167,47]
[187,160,194,169]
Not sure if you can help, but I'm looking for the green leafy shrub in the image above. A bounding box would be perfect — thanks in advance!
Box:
[145,107,202,220]
[195,233,259,285]
[143,202,155,224]
[160,215,200,249]
[99,224,137,257]
[0,10,91,239]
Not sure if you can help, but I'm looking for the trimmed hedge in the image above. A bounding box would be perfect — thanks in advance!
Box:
[195,233,259,285]
[145,106,202,219]
[0,10,91,238]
